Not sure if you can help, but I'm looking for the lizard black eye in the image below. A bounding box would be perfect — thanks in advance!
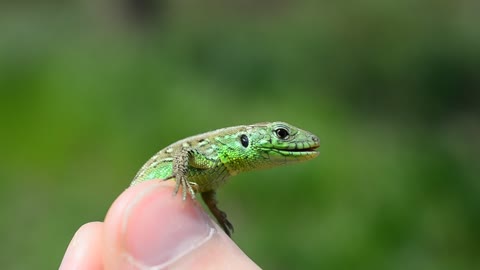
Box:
[240,134,249,147]
[275,128,289,139]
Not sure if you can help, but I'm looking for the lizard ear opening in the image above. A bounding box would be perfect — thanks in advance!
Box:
[240,134,249,147]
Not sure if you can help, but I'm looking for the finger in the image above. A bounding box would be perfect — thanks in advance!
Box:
[60,222,104,270]
[103,180,260,270]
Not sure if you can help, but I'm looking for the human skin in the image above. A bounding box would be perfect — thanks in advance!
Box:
[60,181,260,270]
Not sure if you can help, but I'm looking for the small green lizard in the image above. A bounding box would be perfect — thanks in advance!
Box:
[130,121,320,236]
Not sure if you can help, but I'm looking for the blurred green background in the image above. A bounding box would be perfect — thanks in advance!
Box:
[1,0,479,269]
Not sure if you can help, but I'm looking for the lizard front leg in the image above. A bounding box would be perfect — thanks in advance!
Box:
[170,148,216,200]
[201,190,234,237]
[170,148,197,200]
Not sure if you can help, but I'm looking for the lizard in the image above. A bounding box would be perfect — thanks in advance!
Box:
[130,121,320,237]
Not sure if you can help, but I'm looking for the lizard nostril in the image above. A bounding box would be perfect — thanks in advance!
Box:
[312,135,320,145]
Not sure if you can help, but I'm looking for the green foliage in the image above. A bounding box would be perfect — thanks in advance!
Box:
[0,1,479,269]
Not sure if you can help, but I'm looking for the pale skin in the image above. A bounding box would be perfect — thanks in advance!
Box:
[60,181,260,270]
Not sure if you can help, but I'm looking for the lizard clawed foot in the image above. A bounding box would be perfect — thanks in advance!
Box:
[201,190,235,237]
[171,175,196,200]
[218,212,234,237]
[169,148,197,200]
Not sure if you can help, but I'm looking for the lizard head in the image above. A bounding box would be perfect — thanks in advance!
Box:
[252,121,320,164]
[219,121,320,173]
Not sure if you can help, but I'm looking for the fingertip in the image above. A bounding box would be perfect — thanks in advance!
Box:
[103,181,216,269]
[60,222,104,270]
[103,180,260,269]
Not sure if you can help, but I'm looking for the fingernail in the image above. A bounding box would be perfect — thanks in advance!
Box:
[122,184,215,268]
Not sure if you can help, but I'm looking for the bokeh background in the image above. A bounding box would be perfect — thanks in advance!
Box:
[1,0,479,269]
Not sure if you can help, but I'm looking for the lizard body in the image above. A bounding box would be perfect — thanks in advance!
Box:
[130,121,320,236]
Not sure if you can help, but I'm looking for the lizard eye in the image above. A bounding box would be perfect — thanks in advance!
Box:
[275,128,289,139]
[240,134,249,147]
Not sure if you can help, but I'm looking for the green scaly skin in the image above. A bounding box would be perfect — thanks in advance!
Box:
[130,121,320,236]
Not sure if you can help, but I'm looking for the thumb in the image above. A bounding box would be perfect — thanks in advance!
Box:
[103,180,260,270]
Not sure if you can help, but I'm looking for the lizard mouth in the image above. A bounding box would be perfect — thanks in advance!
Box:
[263,136,320,160]
[288,145,319,152]
[275,144,320,157]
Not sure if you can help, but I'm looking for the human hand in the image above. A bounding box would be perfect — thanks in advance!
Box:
[60,181,260,269]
